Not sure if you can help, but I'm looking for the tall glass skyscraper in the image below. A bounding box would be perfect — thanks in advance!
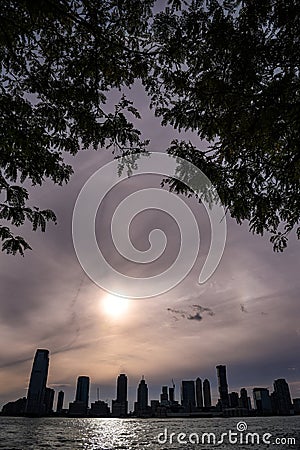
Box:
[44,387,55,414]
[240,388,249,410]
[195,377,203,408]
[25,349,49,416]
[56,390,64,412]
[75,376,90,408]
[68,376,90,416]
[253,387,272,413]
[216,365,230,409]
[117,374,127,404]
[112,374,128,417]
[203,378,212,408]
[160,386,169,405]
[135,376,148,413]
[181,380,196,411]
[273,378,293,415]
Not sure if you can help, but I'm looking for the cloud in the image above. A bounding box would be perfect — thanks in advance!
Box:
[167,304,214,323]
[187,312,202,321]
[240,304,248,313]
[192,304,215,316]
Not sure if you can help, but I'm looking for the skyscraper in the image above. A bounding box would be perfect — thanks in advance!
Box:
[293,398,300,414]
[75,376,90,408]
[135,376,149,414]
[273,379,293,415]
[253,388,272,414]
[195,377,203,408]
[229,392,239,408]
[181,381,196,411]
[117,374,127,403]
[240,388,249,410]
[169,386,175,404]
[69,376,90,416]
[160,386,169,405]
[216,365,230,409]
[203,379,212,408]
[44,387,55,414]
[25,349,49,416]
[112,374,128,417]
[56,390,64,413]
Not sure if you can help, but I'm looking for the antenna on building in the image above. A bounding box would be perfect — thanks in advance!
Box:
[97,387,100,401]
[172,379,175,388]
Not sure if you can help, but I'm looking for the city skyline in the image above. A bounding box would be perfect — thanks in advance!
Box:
[1,348,298,417]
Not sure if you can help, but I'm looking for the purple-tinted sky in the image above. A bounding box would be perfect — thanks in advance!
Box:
[0,82,300,411]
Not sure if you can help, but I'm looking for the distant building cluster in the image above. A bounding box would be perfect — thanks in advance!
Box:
[1,349,299,418]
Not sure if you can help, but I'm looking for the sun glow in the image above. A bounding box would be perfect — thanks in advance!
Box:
[101,294,129,319]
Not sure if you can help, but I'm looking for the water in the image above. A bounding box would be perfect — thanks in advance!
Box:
[0,416,299,449]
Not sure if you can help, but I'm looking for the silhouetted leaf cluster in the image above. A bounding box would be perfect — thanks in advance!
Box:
[1,0,299,253]
[0,0,153,253]
[148,0,300,252]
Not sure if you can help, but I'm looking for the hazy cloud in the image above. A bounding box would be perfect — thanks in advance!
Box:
[167,304,214,322]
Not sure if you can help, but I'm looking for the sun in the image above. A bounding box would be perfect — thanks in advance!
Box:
[101,294,129,319]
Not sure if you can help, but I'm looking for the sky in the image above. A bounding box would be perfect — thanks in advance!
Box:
[1,81,300,411]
